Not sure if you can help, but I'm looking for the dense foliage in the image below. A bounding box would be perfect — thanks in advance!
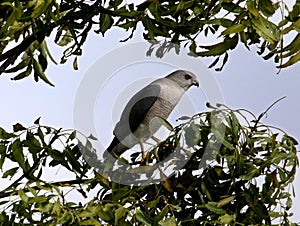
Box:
[0,108,298,225]
[0,0,300,85]
[0,1,299,225]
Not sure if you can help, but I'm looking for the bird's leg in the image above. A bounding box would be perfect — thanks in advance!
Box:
[139,139,146,164]
[151,136,161,144]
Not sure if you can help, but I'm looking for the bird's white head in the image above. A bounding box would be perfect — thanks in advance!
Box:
[166,70,199,91]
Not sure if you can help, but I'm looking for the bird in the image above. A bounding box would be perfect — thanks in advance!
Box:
[103,69,199,162]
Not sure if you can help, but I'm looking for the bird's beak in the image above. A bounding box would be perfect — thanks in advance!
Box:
[192,79,200,87]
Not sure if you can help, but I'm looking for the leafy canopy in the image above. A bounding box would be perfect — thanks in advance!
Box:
[0,0,300,85]
[0,1,299,225]
[0,107,298,225]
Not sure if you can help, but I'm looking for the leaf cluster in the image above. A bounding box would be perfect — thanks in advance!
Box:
[0,0,300,85]
[0,108,298,225]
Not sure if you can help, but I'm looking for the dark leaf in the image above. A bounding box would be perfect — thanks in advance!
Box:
[0,127,15,139]
[34,117,41,125]
[2,167,19,178]
[13,123,26,132]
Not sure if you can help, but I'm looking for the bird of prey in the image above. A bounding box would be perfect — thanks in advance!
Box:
[103,69,199,162]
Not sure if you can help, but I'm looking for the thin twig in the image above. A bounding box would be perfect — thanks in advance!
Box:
[252,96,286,131]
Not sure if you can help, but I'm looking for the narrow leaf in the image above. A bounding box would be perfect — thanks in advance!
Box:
[136,209,153,226]
[2,167,19,178]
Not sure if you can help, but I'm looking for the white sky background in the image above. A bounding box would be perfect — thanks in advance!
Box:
[0,5,300,222]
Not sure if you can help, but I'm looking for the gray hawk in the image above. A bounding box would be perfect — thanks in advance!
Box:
[103,69,199,161]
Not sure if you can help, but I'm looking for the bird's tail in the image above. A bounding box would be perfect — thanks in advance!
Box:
[103,137,129,159]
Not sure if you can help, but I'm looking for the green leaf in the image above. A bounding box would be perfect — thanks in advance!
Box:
[88,133,97,140]
[205,202,226,215]
[11,139,27,171]
[65,148,82,173]
[154,205,169,223]
[98,206,114,221]
[18,189,29,203]
[240,168,260,180]
[0,3,22,35]
[169,204,181,211]
[222,24,245,35]
[109,0,123,9]
[13,123,26,132]
[31,0,51,18]
[0,127,15,139]
[230,111,240,139]
[141,16,170,40]
[41,40,57,64]
[217,195,235,207]
[2,167,19,178]
[56,210,72,224]
[79,206,100,218]
[194,35,238,57]
[0,148,6,169]
[80,219,102,226]
[157,116,174,131]
[247,1,259,16]
[258,0,277,16]
[73,57,78,70]
[33,59,54,86]
[36,182,52,191]
[278,51,300,68]
[250,15,280,44]
[23,132,42,155]
[57,28,73,46]
[184,122,200,147]
[68,131,76,141]
[48,149,64,161]
[118,20,137,29]
[282,18,300,34]
[160,171,174,193]
[99,14,114,36]
[38,51,48,71]
[11,65,32,81]
[35,202,53,213]
[34,117,41,125]
[219,214,235,224]
[29,196,50,204]
[136,209,153,226]
[5,58,30,73]
[115,207,128,225]
[146,196,161,208]
[27,186,37,196]
[201,181,213,201]
[286,196,292,210]
[158,216,176,226]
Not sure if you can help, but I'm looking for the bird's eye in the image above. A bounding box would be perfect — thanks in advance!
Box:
[184,74,192,80]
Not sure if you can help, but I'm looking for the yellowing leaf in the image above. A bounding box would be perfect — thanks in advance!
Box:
[217,195,235,207]
[160,171,173,193]
[251,15,280,44]
[247,1,259,16]
[219,214,235,224]
[18,189,29,203]
[31,0,51,18]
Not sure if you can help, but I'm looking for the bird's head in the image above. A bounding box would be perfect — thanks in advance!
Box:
[166,70,199,91]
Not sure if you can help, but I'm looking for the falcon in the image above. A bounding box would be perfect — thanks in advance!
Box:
[103,69,199,161]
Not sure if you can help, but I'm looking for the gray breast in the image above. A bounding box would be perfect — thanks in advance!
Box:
[136,79,185,140]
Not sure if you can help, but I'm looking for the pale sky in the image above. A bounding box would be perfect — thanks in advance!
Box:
[0,17,299,222]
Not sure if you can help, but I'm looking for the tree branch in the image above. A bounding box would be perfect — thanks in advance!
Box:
[0,179,88,199]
